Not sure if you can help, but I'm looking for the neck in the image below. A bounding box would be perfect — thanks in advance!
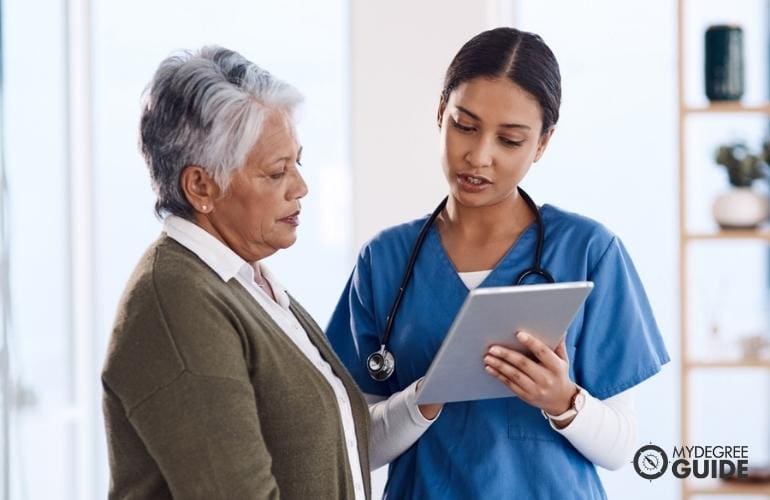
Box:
[440,190,535,242]
[192,213,274,263]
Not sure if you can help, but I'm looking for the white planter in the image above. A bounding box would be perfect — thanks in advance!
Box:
[712,187,770,229]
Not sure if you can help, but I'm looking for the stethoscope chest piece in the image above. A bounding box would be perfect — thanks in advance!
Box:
[367,346,395,381]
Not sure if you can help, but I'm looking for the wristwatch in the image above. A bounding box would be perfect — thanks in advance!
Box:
[541,386,585,422]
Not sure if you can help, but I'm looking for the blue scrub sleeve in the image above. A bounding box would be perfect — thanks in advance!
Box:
[572,236,670,400]
[326,248,392,397]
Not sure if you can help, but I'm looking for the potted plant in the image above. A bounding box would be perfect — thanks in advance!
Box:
[712,140,770,229]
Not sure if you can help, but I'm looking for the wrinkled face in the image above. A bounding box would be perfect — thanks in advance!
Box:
[210,110,307,261]
[439,76,552,208]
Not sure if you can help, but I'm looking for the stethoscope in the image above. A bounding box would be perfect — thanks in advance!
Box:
[366,187,555,382]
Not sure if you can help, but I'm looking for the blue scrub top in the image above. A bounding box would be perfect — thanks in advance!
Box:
[327,204,669,500]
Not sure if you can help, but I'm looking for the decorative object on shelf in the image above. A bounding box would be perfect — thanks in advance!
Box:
[713,141,769,229]
[739,333,769,361]
[705,25,744,101]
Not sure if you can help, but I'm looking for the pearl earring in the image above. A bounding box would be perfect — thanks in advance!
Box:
[202,205,208,211]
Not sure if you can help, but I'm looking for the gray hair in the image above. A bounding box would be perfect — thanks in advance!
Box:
[140,45,303,219]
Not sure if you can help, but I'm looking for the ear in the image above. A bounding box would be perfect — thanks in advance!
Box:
[180,165,220,214]
[533,127,555,163]
[436,94,447,129]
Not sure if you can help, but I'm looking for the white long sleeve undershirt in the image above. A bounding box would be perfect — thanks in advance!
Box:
[366,384,636,471]
[365,380,434,470]
[547,388,636,470]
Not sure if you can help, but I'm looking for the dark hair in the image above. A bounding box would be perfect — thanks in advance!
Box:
[438,27,561,135]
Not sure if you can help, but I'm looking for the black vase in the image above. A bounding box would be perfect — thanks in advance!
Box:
[705,25,744,101]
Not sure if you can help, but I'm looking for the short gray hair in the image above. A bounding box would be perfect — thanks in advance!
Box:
[140,45,303,219]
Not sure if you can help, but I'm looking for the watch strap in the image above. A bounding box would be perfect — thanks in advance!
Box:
[542,386,582,422]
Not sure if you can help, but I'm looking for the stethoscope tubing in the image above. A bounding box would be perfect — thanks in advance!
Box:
[369,186,554,381]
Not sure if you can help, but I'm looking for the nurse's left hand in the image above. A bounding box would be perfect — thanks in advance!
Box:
[484,331,576,416]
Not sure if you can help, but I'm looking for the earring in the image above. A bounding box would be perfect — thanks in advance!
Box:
[202,204,208,211]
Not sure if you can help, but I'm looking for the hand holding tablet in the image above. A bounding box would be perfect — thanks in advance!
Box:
[416,281,593,405]
[484,331,576,419]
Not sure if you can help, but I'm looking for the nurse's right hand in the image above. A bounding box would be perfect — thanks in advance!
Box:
[483,331,575,417]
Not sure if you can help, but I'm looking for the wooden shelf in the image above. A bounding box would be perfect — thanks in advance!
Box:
[684,102,770,114]
[685,230,770,242]
[686,359,770,369]
[677,3,770,498]
[686,480,770,496]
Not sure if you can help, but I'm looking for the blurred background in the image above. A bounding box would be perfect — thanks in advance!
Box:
[0,0,769,498]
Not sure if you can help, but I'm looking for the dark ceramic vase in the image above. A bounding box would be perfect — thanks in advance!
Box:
[705,25,744,101]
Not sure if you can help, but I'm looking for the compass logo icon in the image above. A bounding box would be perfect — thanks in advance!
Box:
[633,444,669,480]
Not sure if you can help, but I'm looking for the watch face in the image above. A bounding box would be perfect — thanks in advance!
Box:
[633,445,668,480]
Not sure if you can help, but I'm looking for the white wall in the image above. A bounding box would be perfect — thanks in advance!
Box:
[350,0,493,249]
[351,1,680,498]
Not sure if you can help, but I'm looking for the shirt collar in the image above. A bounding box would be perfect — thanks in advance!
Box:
[163,215,251,282]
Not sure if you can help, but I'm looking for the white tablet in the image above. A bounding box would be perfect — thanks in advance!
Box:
[415,281,593,405]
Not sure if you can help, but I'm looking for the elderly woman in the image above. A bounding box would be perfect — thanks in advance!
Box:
[101,46,377,499]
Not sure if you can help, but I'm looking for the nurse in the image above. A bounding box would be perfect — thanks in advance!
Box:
[327,27,669,499]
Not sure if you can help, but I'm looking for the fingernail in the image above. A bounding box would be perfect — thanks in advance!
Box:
[489,347,501,356]
[484,365,493,373]
[517,331,529,341]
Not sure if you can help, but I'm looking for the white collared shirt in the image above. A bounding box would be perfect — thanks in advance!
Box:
[163,215,367,499]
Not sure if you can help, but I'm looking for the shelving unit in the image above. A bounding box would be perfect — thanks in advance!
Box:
[685,103,770,114]
[678,1,770,499]
[686,230,770,241]
[687,360,770,369]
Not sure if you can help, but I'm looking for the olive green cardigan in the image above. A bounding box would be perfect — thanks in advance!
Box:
[102,236,371,499]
